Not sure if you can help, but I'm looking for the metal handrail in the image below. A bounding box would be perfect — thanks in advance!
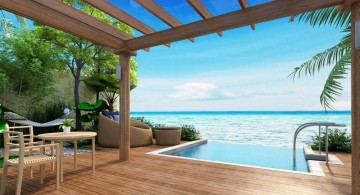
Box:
[293,122,346,169]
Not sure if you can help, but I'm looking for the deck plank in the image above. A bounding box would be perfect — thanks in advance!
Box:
[0,144,351,194]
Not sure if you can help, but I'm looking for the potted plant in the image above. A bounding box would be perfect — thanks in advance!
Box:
[61,108,73,134]
[60,119,74,134]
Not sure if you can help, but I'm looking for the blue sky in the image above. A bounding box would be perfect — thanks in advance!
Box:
[2,1,351,111]
[122,0,350,111]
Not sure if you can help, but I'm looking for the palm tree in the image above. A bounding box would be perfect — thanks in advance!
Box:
[289,7,351,110]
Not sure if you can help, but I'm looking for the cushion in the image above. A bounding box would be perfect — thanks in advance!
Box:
[113,114,119,121]
[103,110,114,120]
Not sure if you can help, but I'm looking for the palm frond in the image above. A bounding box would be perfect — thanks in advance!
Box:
[289,38,350,79]
[297,7,350,28]
[320,52,350,110]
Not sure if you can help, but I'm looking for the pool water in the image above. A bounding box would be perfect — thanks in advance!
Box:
[170,141,309,172]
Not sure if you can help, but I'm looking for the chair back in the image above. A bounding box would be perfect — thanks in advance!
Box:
[7,126,34,144]
[3,131,25,164]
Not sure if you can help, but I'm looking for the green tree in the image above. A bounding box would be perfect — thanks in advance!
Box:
[85,60,138,112]
[0,10,28,36]
[35,0,137,130]
[289,7,350,110]
[0,30,62,110]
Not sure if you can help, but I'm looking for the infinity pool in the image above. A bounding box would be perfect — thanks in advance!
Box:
[169,141,309,172]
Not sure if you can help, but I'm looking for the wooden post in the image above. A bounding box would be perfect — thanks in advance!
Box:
[352,2,360,194]
[119,51,135,161]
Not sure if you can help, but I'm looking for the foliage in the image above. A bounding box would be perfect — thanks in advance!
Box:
[85,71,138,112]
[181,125,201,141]
[28,100,66,123]
[60,119,75,130]
[0,30,62,110]
[0,10,28,37]
[34,0,138,130]
[131,117,202,141]
[290,7,351,110]
[26,100,67,134]
[310,128,351,153]
[78,100,108,130]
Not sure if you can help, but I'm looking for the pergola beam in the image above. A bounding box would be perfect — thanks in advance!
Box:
[33,0,133,41]
[186,0,222,37]
[124,0,345,51]
[0,0,124,51]
[82,0,171,48]
[237,0,256,30]
[338,0,357,12]
[134,0,195,43]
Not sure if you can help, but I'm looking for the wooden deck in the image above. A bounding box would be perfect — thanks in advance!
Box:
[0,144,351,195]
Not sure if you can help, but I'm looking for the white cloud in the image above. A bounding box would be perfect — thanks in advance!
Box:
[168,82,236,101]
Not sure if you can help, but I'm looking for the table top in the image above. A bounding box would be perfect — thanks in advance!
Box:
[38,132,97,141]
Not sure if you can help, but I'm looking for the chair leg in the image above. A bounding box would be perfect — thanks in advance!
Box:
[51,141,55,171]
[56,159,60,190]
[0,165,9,195]
[39,164,45,184]
[15,165,24,195]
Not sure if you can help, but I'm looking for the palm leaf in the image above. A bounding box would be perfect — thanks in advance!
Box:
[320,52,350,110]
[297,7,350,29]
[289,37,350,79]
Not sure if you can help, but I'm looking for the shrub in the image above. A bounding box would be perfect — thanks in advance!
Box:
[27,100,66,134]
[181,125,201,141]
[310,128,351,153]
[28,100,66,123]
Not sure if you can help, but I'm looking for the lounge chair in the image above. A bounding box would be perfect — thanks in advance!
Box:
[98,112,153,147]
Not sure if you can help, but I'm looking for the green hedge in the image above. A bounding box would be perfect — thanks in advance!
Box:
[310,129,351,153]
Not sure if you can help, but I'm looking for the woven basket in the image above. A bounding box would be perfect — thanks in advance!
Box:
[155,127,181,146]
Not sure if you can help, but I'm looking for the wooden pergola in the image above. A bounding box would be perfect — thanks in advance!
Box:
[0,0,359,194]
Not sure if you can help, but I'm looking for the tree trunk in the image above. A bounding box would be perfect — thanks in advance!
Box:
[108,102,114,112]
[74,70,82,131]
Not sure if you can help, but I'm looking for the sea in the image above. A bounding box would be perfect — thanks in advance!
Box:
[131,111,351,147]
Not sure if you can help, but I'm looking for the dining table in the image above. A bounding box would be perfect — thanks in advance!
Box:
[37,131,97,182]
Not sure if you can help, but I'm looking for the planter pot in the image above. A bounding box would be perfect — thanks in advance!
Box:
[64,126,71,134]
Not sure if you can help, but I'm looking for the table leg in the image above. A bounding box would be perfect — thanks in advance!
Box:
[74,140,77,169]
[92,137,95,173]
[59,141,64,183]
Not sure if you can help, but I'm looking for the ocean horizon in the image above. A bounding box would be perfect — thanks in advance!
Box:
[131,110,351,114]
[131,111,351,148]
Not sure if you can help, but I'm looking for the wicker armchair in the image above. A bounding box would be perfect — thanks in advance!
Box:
[98,112,153,147]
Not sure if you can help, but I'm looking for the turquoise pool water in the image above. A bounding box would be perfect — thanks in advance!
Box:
[169,141,309,172]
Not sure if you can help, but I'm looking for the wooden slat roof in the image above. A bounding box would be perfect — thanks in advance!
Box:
[0,0,349,54]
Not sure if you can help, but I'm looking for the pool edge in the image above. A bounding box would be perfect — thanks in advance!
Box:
[147,140,342,177]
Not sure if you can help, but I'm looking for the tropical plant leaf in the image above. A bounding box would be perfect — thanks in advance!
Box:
[289,37,350,80]
[297,7,350,29]
[320,52,350,110]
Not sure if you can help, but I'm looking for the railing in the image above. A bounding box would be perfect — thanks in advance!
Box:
[293,122,346,169]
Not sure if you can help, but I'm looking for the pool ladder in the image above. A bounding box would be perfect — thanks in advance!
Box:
[293,122,346,169]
